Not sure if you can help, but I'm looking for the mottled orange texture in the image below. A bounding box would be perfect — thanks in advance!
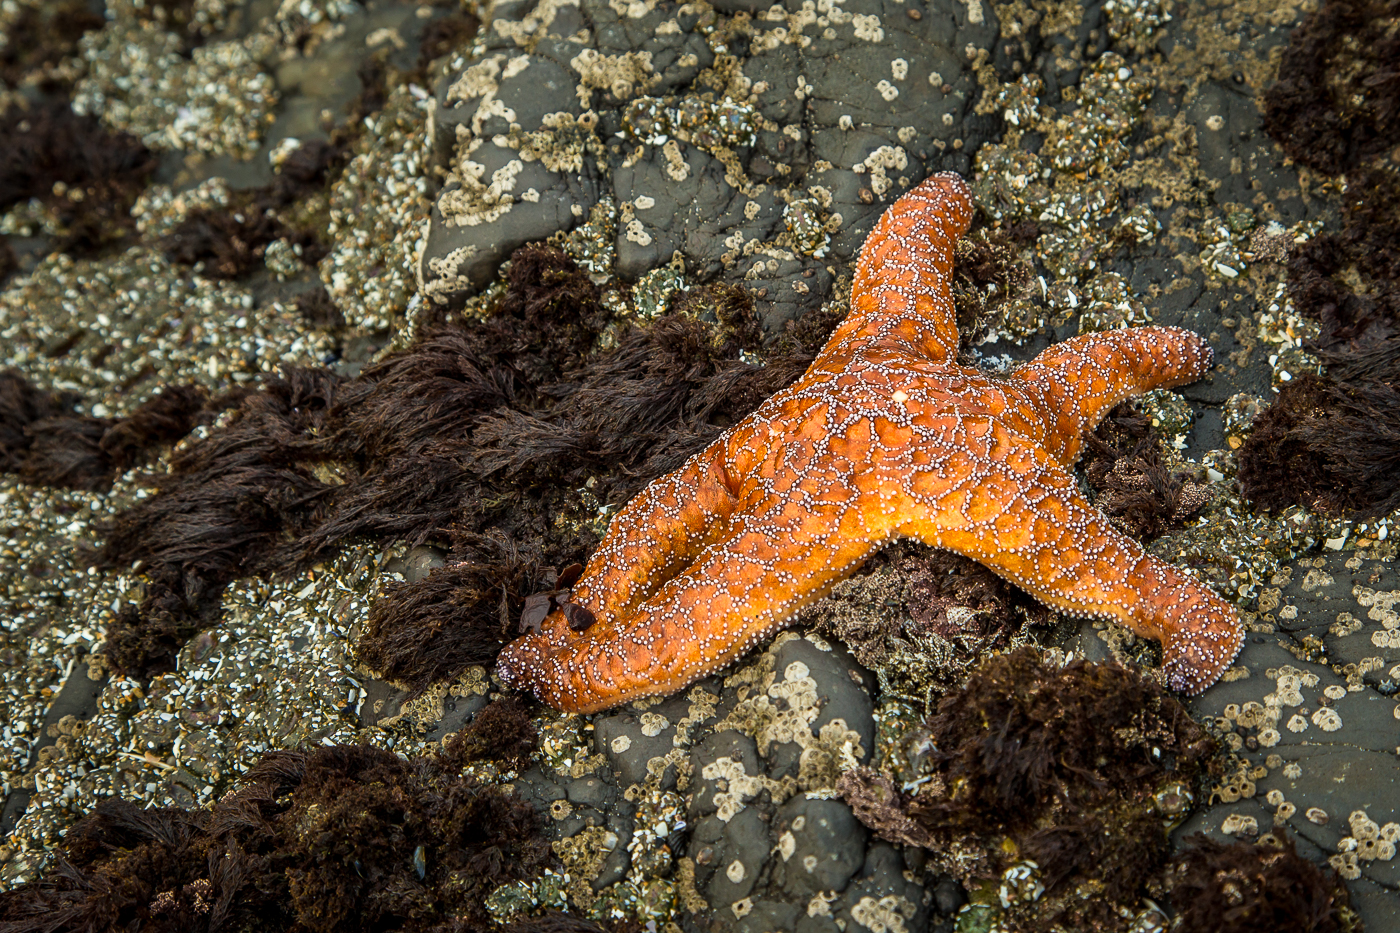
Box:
[496,172,1243,713]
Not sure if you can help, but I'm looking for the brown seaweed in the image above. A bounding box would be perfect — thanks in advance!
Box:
[0,102,156,257]
[842,649,1216,932]
[1167,833,1359,933]
[0,743,551,933]
[0,372,207,493]
[98,245,836,683]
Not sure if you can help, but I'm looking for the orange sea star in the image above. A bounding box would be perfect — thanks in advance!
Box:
[496,172,1244,713]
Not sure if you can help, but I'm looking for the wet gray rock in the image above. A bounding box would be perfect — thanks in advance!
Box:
[421,0,997,332]
[768,795,866,899]
[1040,550,1400,927]
[424,691,491,741]
[1265,550,1400,683]
[678,634,926,931]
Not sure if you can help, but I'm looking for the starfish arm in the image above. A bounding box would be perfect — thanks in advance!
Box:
[499,486,884,713]
[1010,325,1215,466]
[566,442,738,620]
[496,441,740,709]
[898,424,1242,694]
[817,172,975,370]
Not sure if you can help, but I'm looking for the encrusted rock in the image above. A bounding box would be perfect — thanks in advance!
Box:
[1182,555,1400,922]
[501,631,936,931]
[421,0,996,332]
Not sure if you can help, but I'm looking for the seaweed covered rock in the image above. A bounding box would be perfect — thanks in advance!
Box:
[96,243,829,680]
[1235,168,1400,520]
[0,371,208,492]
[1166,833,1360,933]
[1237,370,1400,518]
[1242,1,1400,519]
[841,648,1217,932]
[0,102,155,257]
[0,743,550,933]
[1262,0,1400,176]
[1234,167,1400,519]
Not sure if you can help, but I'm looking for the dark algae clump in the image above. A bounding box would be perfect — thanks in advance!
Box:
[1237,370,1400,518]
[0,1,104,91]
[440,695,538,773]
[0,371,208,493]
[1236,166,1400,519]
[1237,162,1400,517]
[0,371,113,492]
[1241,0,1400,519]
[160,139,345,280]
[0,742,550,933]
[842,648,1216,931]
[0,102,156,260]
[1083,403,1213,542]
[1262,0,1400,176]
[1166,833,1361,933]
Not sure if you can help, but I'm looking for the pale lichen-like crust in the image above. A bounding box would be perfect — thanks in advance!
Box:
[497,172,1244,713]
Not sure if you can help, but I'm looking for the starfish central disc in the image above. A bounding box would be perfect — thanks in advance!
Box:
[497,172,1244,713]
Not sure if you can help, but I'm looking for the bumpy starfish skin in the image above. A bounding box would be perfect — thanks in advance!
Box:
[496,172,1244,713]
